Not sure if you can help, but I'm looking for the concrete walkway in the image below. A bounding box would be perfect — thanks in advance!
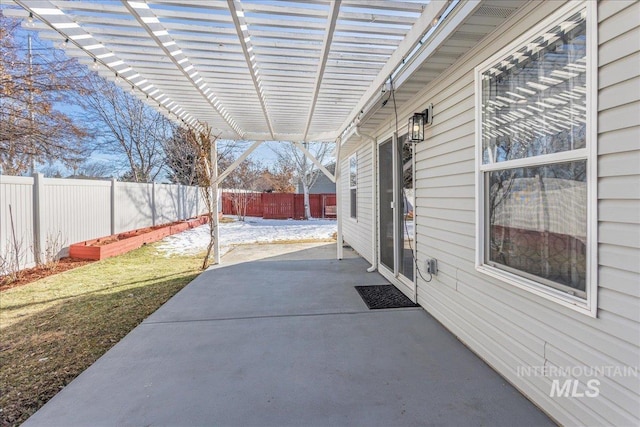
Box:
[25,243,553,427]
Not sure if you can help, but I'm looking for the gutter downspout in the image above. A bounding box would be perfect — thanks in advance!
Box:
[354,127,377,273]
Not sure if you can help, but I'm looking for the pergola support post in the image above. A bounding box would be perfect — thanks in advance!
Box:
[334,138,343,260]
[211,141,220,265]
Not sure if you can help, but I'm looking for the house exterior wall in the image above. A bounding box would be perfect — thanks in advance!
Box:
[297,173,336,194]
[296,164,337,194]
[341,143,374,265]
[339,1,639,425]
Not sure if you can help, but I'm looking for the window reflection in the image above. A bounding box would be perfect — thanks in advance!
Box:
[481,12,587,164]
[488,161,587,296]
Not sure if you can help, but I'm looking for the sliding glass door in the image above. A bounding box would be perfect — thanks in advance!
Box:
[379,138,395,272]
[378,134,415,292]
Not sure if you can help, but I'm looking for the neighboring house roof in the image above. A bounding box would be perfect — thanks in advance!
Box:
[302,162,336,180]
[297,163,336,194]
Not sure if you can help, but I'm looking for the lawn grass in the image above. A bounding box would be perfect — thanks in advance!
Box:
[0,244,203,426]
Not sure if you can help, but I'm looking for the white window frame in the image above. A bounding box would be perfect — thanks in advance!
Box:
[349,154,357,220]
[474,1,598,317]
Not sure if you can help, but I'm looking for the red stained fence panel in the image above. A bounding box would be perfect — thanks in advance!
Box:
[264,193,295,219]
[222,192,336,219]
[293,195,306,219]
[222,193,263,217]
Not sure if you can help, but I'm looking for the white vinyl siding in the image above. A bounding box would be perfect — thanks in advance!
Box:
[370,1,639,425]
[349,155,357,219]
[341,144,374,264]
[596,0,640,333]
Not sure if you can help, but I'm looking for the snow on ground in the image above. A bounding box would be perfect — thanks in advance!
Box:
[157,216,337,256]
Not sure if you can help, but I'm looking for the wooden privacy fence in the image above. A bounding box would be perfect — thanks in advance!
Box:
[222,192,336,219]
[220,192,263,218]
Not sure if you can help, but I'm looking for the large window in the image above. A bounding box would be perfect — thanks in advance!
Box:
[475,3,596,315]
[349,155,357,219]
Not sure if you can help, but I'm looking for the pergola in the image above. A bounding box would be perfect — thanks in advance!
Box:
[5,0,524,262]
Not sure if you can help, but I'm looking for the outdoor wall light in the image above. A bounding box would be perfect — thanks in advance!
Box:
[408,113,424,142]
[408,103,433,142]
[25,13,35,28]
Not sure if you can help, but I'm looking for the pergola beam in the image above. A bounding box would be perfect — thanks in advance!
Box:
[10,1,194,129]
[11,0,472,142]
[336,0,451,140]
[341,0,426,13]
[216,141,263,185]
[122,1,242,137]
[302,0,341,142]
[293,141,335,184]
[241,130,339,142]
[227,0,275,139]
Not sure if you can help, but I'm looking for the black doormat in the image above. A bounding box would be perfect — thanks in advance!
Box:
[355,285,419,309]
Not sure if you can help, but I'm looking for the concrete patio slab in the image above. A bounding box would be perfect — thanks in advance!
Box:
[146,244,386,323]
[24,244,553,427]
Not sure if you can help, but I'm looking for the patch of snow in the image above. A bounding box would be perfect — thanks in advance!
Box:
[156,216,337,256]
[403,219,414,239]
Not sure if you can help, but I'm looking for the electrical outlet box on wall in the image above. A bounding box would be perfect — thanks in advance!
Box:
[426,258,438,276]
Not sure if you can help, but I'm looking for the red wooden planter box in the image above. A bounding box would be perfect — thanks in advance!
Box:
[70,215,209,261]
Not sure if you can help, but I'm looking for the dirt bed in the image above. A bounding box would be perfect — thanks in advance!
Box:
[0,258,95,291]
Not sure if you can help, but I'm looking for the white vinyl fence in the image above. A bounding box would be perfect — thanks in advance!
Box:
[0,174,211,272]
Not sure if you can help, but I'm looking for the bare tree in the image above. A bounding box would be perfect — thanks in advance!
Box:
[165,128,240,186]
[264,158,296,193]
[39,163,64,178]
[222,158,263,221]
[180,123,220,269]
[77,72,172,183]
[164,127,199,185]
[273,142,332,219]
[0,15,90,175]
[75,161,113,179]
